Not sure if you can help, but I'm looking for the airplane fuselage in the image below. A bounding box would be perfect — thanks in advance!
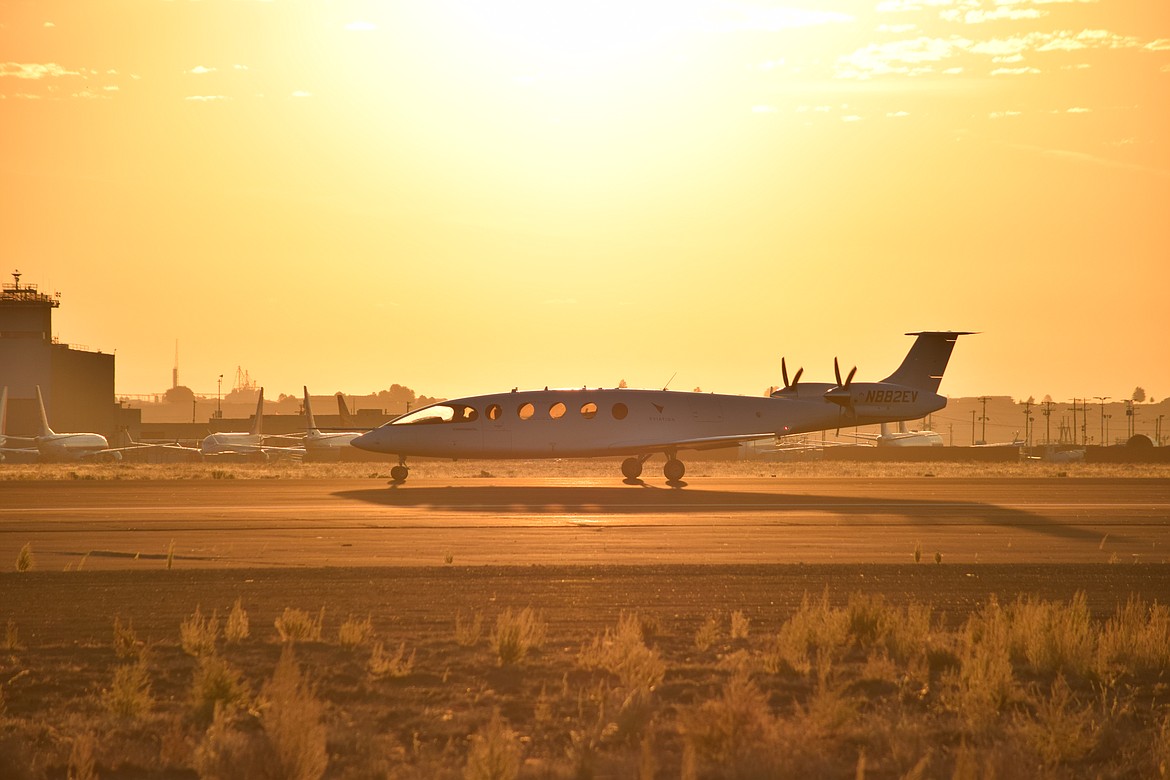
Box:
[201,432,263,456]
[351,386,947,460]
[36,432,114,462]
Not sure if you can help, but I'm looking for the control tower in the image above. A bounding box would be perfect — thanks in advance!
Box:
[0,270,116,439]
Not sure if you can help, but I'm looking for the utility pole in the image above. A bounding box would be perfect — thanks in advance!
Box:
[977,396,990,445]
[1068,399,1079,446]
[1094,397,1110,447]
[970,409,976,446]
[217,374,223,420]
[1125,399,1135,439]
[1042,400,1054,446]
[1022,400,1033,448]
[1104,414,1111,445]
[1158,414,1165,447]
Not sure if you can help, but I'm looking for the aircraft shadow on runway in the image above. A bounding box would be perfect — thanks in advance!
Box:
[333,486,1104,542]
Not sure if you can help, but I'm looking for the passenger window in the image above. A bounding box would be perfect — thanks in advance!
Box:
[452,404,478,423]
[612,402,628,420]
[549,402,566,419]
[580,402,597,419]
[518,402,535,420]
[487,404,502,421]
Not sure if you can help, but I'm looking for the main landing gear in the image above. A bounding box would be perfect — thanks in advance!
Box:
[390,457,409,484]
[620,453,686,484]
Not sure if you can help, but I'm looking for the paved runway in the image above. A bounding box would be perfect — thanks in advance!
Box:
[0,476,1167,569]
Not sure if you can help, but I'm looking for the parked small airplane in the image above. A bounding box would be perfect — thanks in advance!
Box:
[351,331,972,483]
[843,421,944,447]
[200,388,305,460]
[281,387,363,453]
[0,386,121,462]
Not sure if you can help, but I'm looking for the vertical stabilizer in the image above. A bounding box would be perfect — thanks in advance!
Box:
[336,393,354,428]
[35,386,55,436]
[250,388,265,437]
[303,386,318,432]
[881,332,975,393]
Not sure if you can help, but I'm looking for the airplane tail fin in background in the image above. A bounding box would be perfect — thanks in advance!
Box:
[250,388,265,437]
[35,386,55,437]
[336,393,354,428]
[881,332,974,393]
[303,386,318,432]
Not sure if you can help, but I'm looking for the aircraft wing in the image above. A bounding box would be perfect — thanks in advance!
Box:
[613,432,780,454]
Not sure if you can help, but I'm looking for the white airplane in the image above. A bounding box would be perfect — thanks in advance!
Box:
[351,331,972,483]
[281,387,363,453]
[843,421,944,447]
[200,388,305,460]
[0,386,122,462]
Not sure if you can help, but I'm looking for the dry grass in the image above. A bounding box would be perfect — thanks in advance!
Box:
[274,607,325,644]
[113,615,143,660]
[337,614,374,648]
[455,609,484,647]
[464,710,522,780]
[259,647,328,780]
[190,654,251,727]
[490,607,546,667]
[368,641,416,678]
[15,543,33,572]
[224,597,250,644]
[1,579,1168,778]
[179,604,220,657]
[579,612,666,693]
[102,655,153,721]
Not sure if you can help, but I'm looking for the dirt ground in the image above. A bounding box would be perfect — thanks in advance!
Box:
[3,563,1169,779]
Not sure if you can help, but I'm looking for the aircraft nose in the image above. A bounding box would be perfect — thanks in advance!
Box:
[351,430,377,452]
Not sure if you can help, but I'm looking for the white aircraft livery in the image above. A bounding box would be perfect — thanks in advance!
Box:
[351,331,972,483]
[0,386,117,462]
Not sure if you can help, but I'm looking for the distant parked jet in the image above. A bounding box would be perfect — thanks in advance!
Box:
[843,421,944,447]
[351,331,972,484]
[200,388,304,461]
[0,386,123,462]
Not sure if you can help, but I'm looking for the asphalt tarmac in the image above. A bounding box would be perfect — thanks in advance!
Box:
[2,476,1167,570]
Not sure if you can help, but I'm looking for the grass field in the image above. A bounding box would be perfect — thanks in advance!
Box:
[2,566,1169,779]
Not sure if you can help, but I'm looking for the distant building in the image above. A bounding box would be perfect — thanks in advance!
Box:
[0,270,116,439]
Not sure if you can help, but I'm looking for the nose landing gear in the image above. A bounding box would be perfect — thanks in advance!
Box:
[389,458,409,484]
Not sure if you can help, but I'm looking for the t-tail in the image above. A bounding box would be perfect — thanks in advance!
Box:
[35,386,56,437]
[881,332,975,393]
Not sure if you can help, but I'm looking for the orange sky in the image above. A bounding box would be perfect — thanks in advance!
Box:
[2,0,1167,403]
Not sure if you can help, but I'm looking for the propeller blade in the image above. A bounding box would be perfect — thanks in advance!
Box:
[834,357,842,387]
[782,358,790,389]
[844,366,857,388]
[791,367,803,388]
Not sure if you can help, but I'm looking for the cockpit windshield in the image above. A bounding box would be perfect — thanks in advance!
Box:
[392,403,479,425]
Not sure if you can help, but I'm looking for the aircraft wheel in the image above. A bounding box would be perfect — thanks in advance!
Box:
[664,458,685,482]
[390,465,409,483]
[621,457,643,480]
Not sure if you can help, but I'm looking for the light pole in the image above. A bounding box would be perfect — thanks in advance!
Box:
[217,374,223,419]
[1094,397,1110,447]
[1104,414,1111,445]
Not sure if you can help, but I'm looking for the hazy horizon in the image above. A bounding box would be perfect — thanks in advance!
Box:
[3,1,1167,403]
